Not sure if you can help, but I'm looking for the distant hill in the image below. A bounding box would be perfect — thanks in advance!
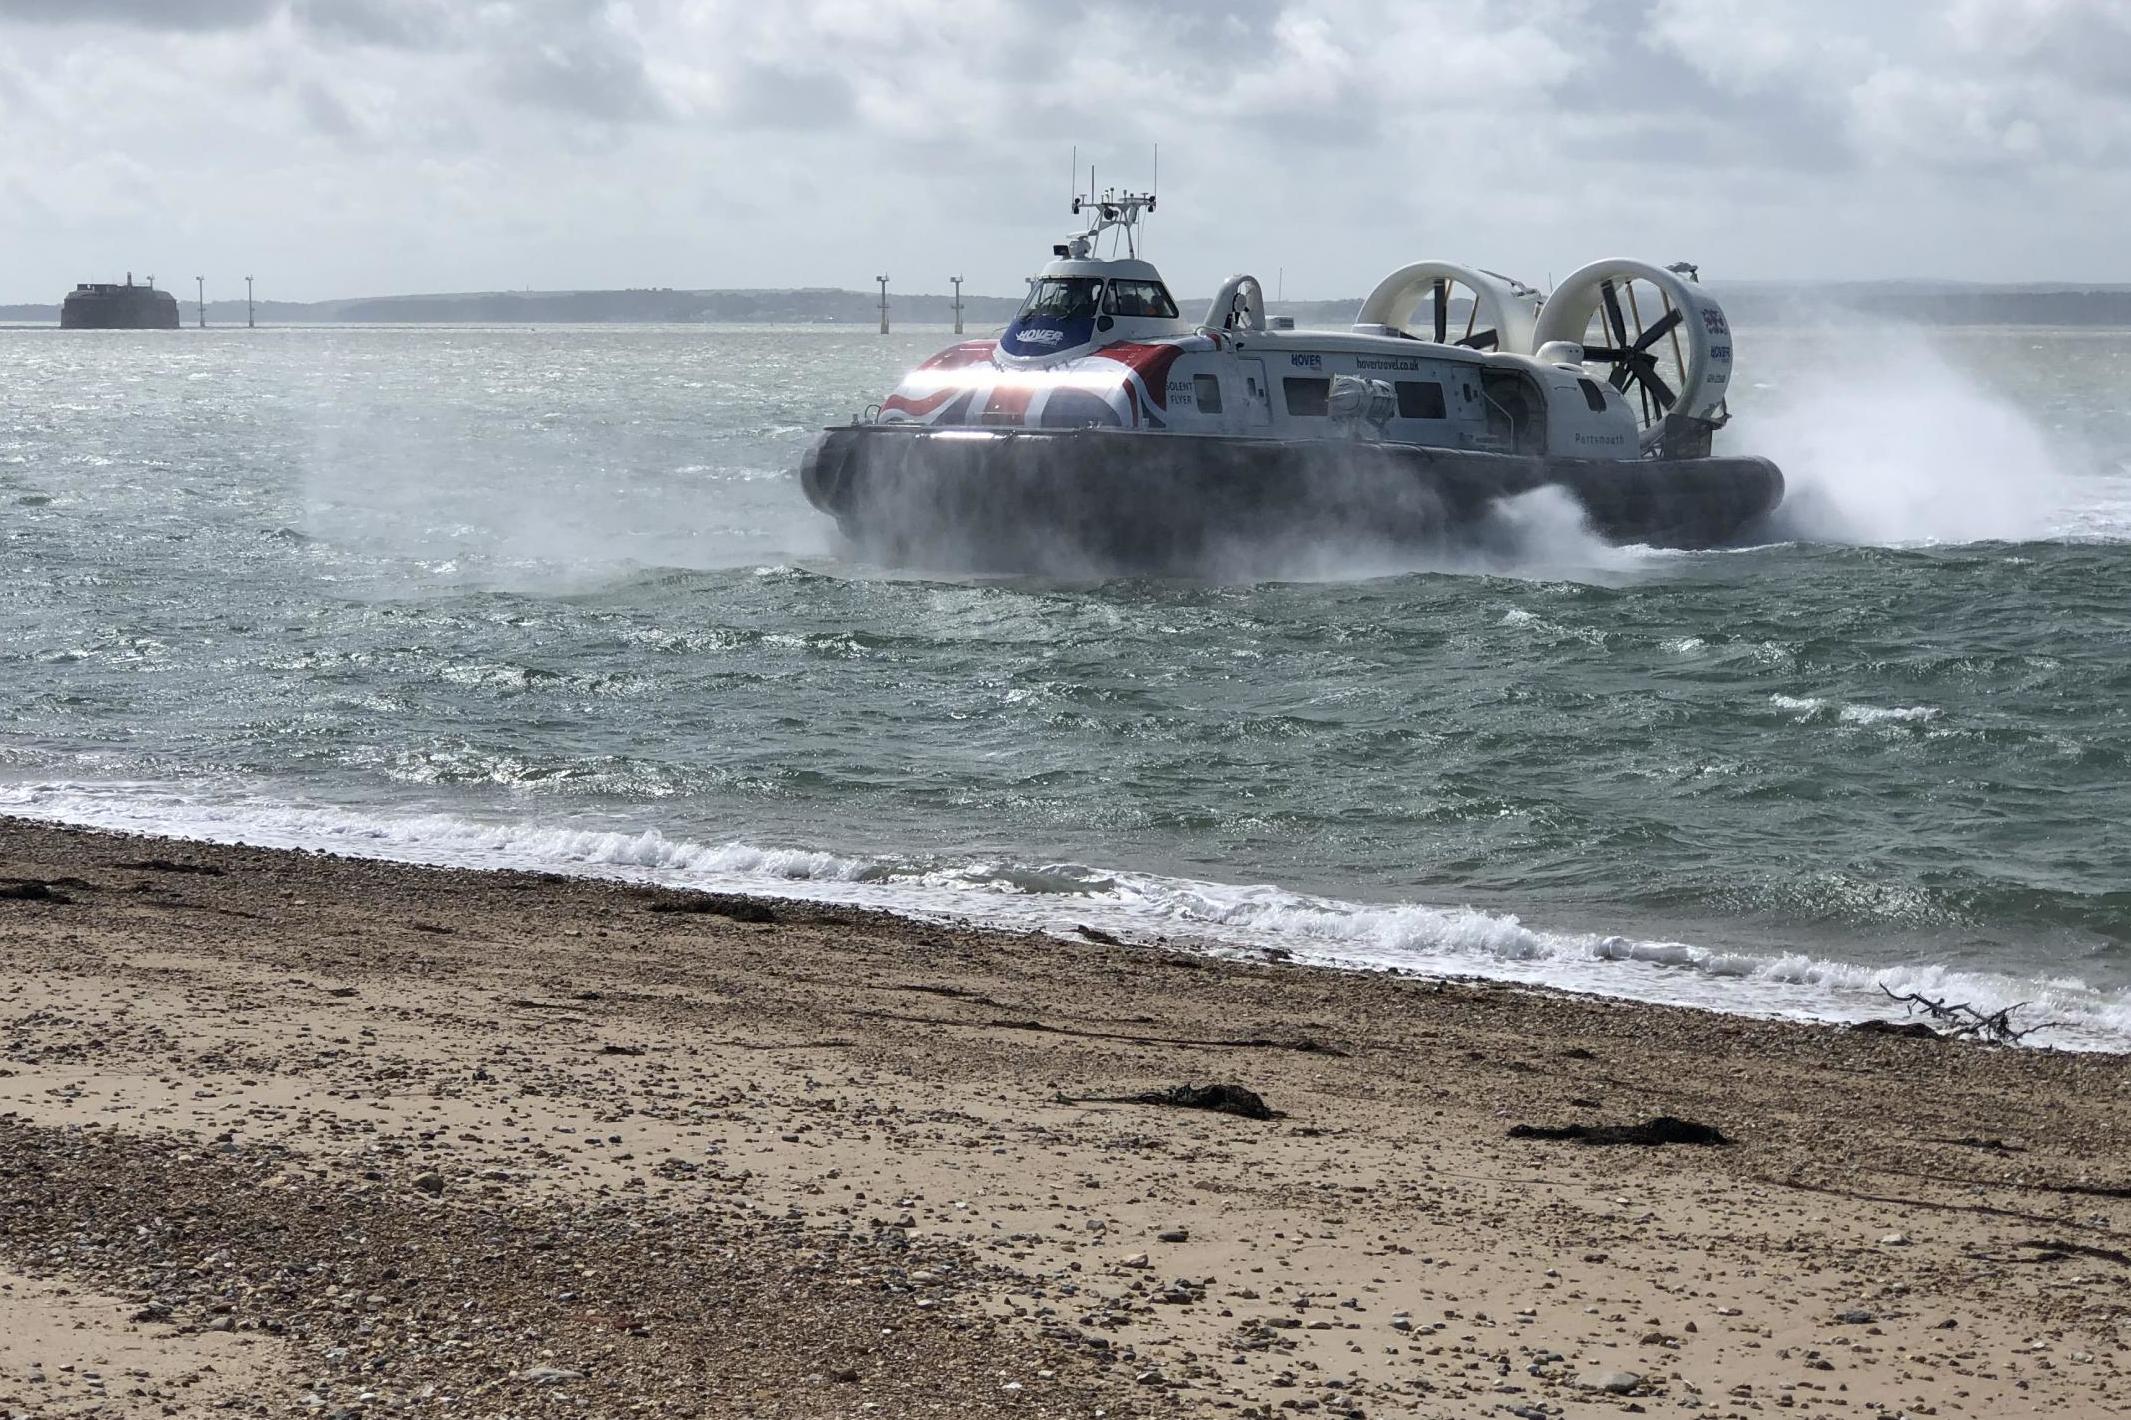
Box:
[0,288,1030,326]
[9,282,2131,327]
[323,287,1035,326]
[1710,282,2131,326]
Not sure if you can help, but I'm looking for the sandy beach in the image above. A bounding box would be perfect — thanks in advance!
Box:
[0,815,2126,1418]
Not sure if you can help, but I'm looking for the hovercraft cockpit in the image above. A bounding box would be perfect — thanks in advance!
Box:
[997,192,1189,365]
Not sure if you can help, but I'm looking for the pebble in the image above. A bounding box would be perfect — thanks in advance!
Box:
[411,1171,445,1196]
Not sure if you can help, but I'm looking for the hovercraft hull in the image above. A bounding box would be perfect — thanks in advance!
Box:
[801,425,1782,574]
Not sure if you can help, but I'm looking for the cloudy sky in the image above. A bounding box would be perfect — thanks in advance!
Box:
[1,0,2125,303]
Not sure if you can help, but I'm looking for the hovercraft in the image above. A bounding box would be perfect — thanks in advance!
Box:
[801,188,1782,575]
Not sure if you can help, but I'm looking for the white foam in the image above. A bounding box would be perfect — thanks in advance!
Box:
[0,783,871,885]
[1737,326,2111,545]
[1837,702,1940,725]
[5,779,2125,1051]
[1771,693,1940,726]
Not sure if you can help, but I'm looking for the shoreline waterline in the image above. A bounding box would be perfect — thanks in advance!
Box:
[6,789,2123,1053]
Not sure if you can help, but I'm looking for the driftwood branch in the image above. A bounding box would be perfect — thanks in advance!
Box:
[1877,986,2055,1045]
[2012,1238,2131,1268]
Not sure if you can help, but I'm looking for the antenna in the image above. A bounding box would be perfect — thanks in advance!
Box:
[1146,142,1157,255]
[1069,145,1077,211]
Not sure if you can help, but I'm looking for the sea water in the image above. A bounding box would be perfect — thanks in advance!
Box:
[3,322,2128,1045]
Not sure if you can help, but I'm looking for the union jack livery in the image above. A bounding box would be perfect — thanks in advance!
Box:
[800,183,1782,575]
[882,336,1212,431]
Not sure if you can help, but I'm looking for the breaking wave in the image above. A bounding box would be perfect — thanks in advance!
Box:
[5,779,2125,1052]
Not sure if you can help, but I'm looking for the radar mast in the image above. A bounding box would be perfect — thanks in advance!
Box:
[1058,157,1156,261]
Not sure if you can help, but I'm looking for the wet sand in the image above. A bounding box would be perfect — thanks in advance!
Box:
[0,815,2126,1418]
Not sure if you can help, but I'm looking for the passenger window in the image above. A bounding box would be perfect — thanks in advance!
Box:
[1578,378,1609,413]
[1193,373,1224,414]
[1395,381,1446,419]
[1283,377,1330,416]
[1102,280,1180,319]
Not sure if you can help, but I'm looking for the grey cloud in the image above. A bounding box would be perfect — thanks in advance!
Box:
[0,0,279,28]
[1953,1,2131,91]
[291,0,456,49]
[2,0,2129,299]
[464,0,669,123]
[718,64,855,132]
[1592,24,1851,173]
[295,76,360,137]
[494,39,669,124]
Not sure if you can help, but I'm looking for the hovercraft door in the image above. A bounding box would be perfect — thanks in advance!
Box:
[1238,359,1273,428]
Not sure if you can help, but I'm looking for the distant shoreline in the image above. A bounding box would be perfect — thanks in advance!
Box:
[9,283,2131,327]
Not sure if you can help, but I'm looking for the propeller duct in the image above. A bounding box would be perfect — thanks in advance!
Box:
[1353,262,1541,355]
[1530,259,1732,427]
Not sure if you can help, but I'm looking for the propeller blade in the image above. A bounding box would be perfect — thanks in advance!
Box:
[1599,280,1630,348]
[1578,346,1627,361]
[1638,366,1677,410]
[1432,278,1448,343]
[1631,307,1683,353]
[1455,329,1498,351]
[1619,355,1678,414]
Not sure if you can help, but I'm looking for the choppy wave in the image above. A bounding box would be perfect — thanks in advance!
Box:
[1770,693,1943,726]
[6,779,2125,1052]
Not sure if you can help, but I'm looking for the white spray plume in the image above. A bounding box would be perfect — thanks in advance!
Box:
[1464,484,1647,578]
[1734,325,2081,546]
[1188,485,1650,587]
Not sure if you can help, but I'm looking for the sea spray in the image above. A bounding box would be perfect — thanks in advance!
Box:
[294,332,837,591]
[1462,484,1649,578]
[1193,483,1653,586]
[1734,325,2083,545]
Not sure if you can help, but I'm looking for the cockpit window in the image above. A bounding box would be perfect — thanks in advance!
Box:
[1018,278,1104,322]
[1102,280,1179,319]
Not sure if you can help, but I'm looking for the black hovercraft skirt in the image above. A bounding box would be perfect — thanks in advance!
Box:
[800,425,1783,575]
